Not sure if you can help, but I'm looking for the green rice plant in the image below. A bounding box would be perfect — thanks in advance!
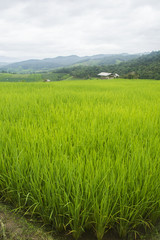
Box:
[0,79,160,239]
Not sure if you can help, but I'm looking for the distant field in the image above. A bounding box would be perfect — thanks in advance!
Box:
[0,73,42,82]
[0,72,69,82]
[0,79,160,240]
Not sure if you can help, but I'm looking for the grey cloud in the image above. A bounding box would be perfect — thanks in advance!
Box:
[0,0,160,59]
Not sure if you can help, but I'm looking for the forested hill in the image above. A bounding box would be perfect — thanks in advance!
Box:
[114,51,160,79]
[54,51,160,79]
[0,53,140,73]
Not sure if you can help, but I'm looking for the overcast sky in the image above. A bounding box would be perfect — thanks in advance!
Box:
[0,0,160,60]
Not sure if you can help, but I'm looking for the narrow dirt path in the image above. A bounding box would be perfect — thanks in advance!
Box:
[0,202,55,240]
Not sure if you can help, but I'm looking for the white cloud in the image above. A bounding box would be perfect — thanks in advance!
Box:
[0,0,160,60]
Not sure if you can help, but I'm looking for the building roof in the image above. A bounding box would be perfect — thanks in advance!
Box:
[97,72,112,76]
[97,72,119,77]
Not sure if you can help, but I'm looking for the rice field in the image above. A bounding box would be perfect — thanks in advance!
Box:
[0,79,160,240]
[0,72,70,82]
[0,73,42,82]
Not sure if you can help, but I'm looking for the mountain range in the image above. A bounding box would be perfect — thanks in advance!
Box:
[0,53,141,73]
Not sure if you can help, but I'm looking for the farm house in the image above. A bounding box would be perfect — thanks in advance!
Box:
[43,79,51,82]
[98,72,119,79]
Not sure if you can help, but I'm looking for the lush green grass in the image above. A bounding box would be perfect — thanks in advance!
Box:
[0,79,160,240]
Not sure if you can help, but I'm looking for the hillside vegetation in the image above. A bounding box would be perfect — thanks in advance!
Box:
[55,51,160,79]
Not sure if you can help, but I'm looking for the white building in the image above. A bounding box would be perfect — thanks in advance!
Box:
[98,72,119,79]
[43,79,51,82]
